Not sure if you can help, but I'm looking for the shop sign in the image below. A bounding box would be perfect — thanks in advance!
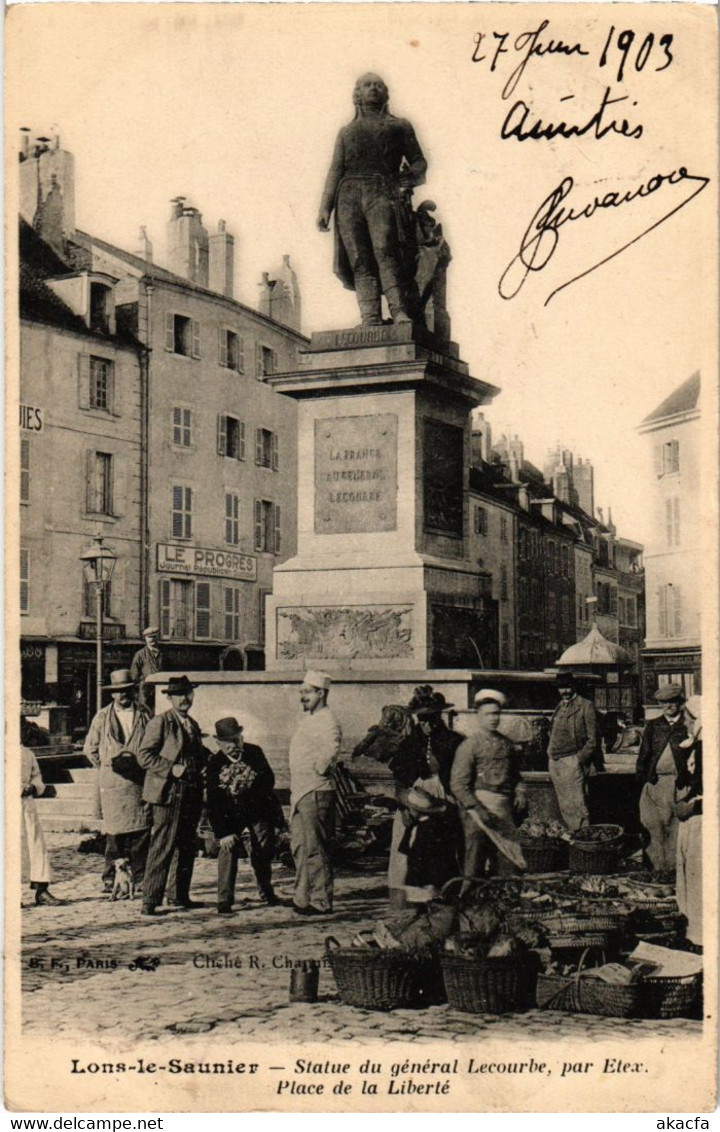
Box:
[157,544,257,582]
[20,405,44,432]
[21,643,46,660]
[78,623,126,640]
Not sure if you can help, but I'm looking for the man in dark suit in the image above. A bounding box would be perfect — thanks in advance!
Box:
[636,684,689,870]
[206,717,283,915]
[130,626,165,713]
[136,675,208,915]
[547,672,599,831]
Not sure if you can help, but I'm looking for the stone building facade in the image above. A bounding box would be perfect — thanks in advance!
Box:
[638,371,701,700]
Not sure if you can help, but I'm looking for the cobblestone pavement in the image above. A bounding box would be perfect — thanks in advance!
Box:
[20,834,703,1044]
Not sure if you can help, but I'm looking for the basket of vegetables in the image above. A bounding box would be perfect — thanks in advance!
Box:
[441,933,532,1014]
[519,819,570,874]
[569,824,624,874]
[536,948,646,1018]
[325,934,445,1011]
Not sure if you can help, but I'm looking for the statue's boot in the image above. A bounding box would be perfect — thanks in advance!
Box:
[356,279,382,326]
[385,286,413,324]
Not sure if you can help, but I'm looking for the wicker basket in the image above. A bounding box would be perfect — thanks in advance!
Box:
[569,825,624,874]
[520,839,569,874]
[325,938,445,1011]
[441,953,525,1014]
[639,973,702,1019]
[536,948,643,1018]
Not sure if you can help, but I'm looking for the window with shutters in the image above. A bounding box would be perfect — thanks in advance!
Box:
[500,515,508,543]
[171,485,193,539]
[257,344,277,378]
[172,407,193,448]
[474,506,488,535]
[195,582,211,639]
[254,499,280,553]
[218,328,244,372]
[87,452,114,515]
[658,584,682,638]
[159,578,193,639]
[225,492,240,546]
[21,438,30,505]
[255,428,278,470]
[224,586,241,640]
[655,439,680,477]
[217,414,245,460]
[166,312,200,358]
[20,548,29,614]
[665,497,681,546]
[89,356,114,411]
[500,564,508,601]
[83,577,112,618]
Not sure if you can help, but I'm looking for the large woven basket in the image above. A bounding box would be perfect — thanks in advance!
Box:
[325,938,445,1011]
[569,825,624,874]
[639,973,702,1019]
[520,839,569,874]
[536,947,642,1017]
[441,953,525,1014]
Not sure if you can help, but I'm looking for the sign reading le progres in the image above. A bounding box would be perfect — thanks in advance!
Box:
[157,544,257,581]
[315,413,398,535]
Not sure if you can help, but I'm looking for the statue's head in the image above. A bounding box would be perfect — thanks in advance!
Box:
[353,73,389,115]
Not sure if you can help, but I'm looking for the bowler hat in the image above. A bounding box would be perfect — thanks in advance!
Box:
[555,671,577,688]
[161,675,197,696]
[102,669,137,692]
[654,684,686,704]
[214,716,243,741]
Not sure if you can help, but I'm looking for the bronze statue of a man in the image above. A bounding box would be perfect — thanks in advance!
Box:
[317,73,427,327]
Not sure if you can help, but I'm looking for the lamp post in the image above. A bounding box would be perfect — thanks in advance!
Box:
[80,536,117,715]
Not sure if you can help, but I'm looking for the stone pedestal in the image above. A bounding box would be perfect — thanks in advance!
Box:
[265,324,500,671]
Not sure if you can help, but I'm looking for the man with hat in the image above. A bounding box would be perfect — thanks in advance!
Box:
[130,627,165,713]
[137,675,209,914]
[546,672,599,832]
[636,684,689,871]
[206,717,283,914]
[451,690,527,881]
[288,671,342,915]
[84,669,151,893]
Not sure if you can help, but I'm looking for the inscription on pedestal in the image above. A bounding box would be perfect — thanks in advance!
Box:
[314,413,398,534]
[277,605,413,660]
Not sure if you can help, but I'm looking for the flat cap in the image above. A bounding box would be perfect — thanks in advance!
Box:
[654,684,686,703]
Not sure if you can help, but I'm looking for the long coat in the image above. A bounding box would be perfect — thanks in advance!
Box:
[137,709,208,806]
[83,704,151,835]
[129,645,165,711]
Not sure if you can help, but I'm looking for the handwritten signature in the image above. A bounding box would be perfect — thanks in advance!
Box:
[499,166,710,305]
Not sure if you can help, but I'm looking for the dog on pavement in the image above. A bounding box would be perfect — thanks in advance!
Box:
[110,858,135,901]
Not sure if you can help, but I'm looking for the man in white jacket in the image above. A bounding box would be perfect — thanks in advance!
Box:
[288,671,341,916]
[22,743,61,906]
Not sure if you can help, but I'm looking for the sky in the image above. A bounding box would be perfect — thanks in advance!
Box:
[8,3,717,545]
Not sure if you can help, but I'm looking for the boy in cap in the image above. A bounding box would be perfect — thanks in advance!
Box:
[206,717,282,914]
[451,689,527,880]
[288,671,342,915]
[636,684,689,871]
[137,675,209,914]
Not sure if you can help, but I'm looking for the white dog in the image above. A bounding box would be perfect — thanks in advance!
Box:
[110,858,135,901]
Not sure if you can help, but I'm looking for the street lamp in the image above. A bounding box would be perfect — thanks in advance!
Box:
[80,535,117,715]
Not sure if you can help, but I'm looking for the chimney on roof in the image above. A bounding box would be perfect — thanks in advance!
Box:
[136,226,153,264]
[508,436,524,483]
[209,218,235,298]
[166,199,209,286]
[470,409,492,465]
[19,129,75,254]
[258,254,301,331]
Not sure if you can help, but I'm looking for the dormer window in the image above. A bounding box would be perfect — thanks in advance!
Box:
[90,282,112,333]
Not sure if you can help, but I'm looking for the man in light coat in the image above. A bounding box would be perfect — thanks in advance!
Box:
[288,671,341,916]
[22,739,61,906]
[137,675,208,915]
[547,672,599,831]
[84,669,152,892]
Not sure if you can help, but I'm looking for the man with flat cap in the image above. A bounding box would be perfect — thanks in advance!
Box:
[288,671,342,915]
[84,668,151,893]
[206,717,282,915]
[130,626,165,713]
[546,672,599,832]
[451,689,527,881]
[137,675,209,915]
[636,684,689,871]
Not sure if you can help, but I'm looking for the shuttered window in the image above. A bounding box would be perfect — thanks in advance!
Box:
[658,584,683,638]
[87,452,113,515]
[255,428,278,469]
[171,485,193,539]
[20,548,29,613]
[166,312,200,358]
[21,438,30,504]
[225,493,240,546]
[665,497,681,546]
[254,500,281,553]
[172,407,192,447]
[224,586,241,641]
[195,582,211,639]
[217,415,245,460]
